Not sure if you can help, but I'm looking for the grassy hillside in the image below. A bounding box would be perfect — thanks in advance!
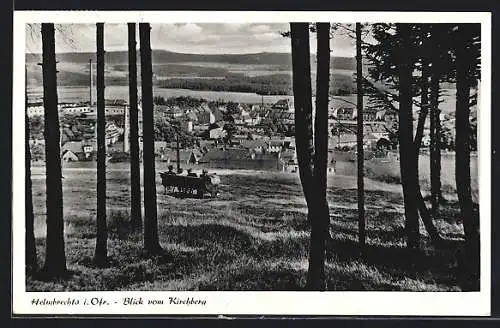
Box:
[27,164,476,291]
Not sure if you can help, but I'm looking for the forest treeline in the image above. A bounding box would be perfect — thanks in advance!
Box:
[27,65,356,95]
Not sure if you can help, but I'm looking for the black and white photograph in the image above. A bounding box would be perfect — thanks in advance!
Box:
[12,11,491,316]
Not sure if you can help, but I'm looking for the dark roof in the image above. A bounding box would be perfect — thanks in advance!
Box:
[253,152,279,160]
[61,141,84,154]
[280,150,296,161]
[163,150,197,162]
[200,148,251,162]
[240,139,267,149]
[273,99,292,108]
[268,140,285,147]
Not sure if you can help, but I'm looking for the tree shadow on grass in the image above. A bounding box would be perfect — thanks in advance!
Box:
[325,237,468,289]
[161,223,254,252]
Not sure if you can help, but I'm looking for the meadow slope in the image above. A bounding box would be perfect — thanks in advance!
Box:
[26,164,476,291]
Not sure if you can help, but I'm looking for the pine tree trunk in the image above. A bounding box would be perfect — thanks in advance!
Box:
[455,24,479,280]
[429,28,442,214]
[356,23,365,248]
[128,23,142,231]
[414,63,429,150]
[94,23,108,267]
[25,69,37,274]
[397,24,420,249]
[415,62,443,244]
[41,23,67,278]
[290,23,315,212]
[305,22,331,291]
[139,23,162,254]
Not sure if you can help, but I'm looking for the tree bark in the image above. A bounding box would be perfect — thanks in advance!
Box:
[305,22,331,291]
[94,23,108,267]
[128,23,142,231]
[356,23,366,248]
[41,23,67,278]
[429,26,442,214]
[414,62,429,150]
[290,23,315,213]
[414,61,443,244]
[139,23,162,254]
[25,68,37,275]
[455,24,479,277]
[397,24,420,249]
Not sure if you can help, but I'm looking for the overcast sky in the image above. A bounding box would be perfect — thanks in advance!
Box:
[25,23,358,57]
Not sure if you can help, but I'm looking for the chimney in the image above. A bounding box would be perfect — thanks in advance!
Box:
[124,105,130,153]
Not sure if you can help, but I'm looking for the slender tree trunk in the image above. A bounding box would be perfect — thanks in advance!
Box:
[429,27,442,214]
[290,23,315,214]
[356,23,366,248]
[41,23,67,278]
[305,22,331,291]
[128,23,142,231]
[139,23,162,254]
[25,68,37,275]
[94,23,108,267]
[414,62,443,244]
[397,24,420,249]
[414,62,429,150]
[455,24,479,279]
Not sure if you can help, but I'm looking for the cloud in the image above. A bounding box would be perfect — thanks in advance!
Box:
[249,24,272,34]
[25,23,356,57]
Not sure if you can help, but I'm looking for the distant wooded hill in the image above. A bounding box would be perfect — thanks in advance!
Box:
[25,50,357,70]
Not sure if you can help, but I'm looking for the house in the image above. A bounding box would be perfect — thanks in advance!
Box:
[331,133,358,149]
[335,107,357,120]
[246,112,261,126]
[363,108,378,122]
[199,148,250,163]
[181,120,193,133]
[233,115,244,125]
[27,104,45,117]
[198,140,215,151]
[61,140,94,161]
[210,107,224,123]
[267,139,285,153]
[162,149,202,164]
[61,150,79,162]
[105,122,123,145]
[364,133,381,149]
[200,148,282,170]
[272,99,293,111]
[280,150,297,164]
[197,110,211,125]
[383,110,398,122]
[240,139,268,153]
[279,150,298,172]
[209,127,226,139]
[185,112,199,123]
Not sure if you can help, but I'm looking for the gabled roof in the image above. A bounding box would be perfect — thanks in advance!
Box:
[186,112,199,121]
[200,148,251,162]
[163,150,196,162]
[273,98,292,108]
[240,139,267,149]
[61,141,84,154]
[280,150,296,162]
[268,139,285,147]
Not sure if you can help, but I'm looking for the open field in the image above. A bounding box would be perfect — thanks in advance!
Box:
[26,158,478,291]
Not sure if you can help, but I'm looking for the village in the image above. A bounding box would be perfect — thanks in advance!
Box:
[27,94,463,173]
